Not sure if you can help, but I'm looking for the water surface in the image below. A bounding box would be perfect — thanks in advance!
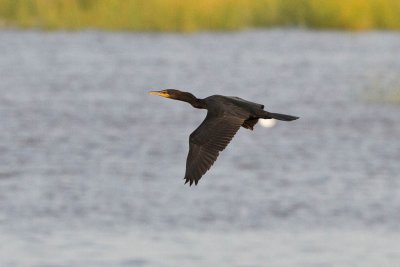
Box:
[0,29,400,267]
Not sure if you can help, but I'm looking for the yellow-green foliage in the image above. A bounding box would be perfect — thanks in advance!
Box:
[0,0,400,31]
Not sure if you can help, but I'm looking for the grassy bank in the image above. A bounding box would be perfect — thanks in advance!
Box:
[1,0,400,31]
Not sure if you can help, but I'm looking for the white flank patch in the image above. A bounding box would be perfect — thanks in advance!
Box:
[259,118,277,128]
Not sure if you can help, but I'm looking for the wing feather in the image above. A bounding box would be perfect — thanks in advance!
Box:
[184,113,245,186]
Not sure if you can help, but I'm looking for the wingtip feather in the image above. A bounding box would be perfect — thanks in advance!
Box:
[184,177,199,186]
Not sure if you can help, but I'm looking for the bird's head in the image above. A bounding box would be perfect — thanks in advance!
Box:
[149,89,205,109]
[148,89,183,100]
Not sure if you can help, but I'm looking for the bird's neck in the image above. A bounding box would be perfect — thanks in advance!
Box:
[177,92,206,109]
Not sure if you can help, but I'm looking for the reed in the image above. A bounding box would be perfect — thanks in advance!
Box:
[1,0,400,31]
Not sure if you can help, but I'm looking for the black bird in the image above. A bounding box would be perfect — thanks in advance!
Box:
[149,89,299,186]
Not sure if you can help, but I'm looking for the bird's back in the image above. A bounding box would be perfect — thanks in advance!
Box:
[205,95,265,117]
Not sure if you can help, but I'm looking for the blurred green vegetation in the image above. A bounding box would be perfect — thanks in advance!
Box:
[1,0,400,31]
[364,81,400,105]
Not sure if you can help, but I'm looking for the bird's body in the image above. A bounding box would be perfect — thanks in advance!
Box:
[149,89,299,186]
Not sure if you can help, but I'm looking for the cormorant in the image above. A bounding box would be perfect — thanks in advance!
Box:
[149,89,299,186]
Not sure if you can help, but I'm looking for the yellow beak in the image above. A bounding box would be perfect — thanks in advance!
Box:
[148,90,170,98]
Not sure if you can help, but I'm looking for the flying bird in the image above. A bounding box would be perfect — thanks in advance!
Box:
[149,89,299,186]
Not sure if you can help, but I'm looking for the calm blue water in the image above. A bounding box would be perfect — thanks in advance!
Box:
[0,29,400,267]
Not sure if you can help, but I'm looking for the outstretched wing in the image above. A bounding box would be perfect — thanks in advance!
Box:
[184,113,245,186]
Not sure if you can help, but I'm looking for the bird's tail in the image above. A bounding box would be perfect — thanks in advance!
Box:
[265,112,299,121]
